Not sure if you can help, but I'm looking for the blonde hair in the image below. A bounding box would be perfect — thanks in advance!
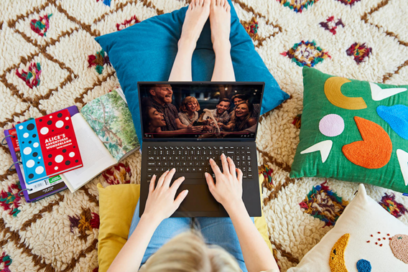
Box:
[141,231,241,272]
[180,96,200,113]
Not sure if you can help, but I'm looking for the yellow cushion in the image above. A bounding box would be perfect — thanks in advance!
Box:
[97,175,271,272]
[97,183,140,272]
[255,173,273,252]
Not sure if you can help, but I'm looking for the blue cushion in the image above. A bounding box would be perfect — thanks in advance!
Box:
[95,1,289,146]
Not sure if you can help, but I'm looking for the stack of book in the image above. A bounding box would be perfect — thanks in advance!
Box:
[3,88,140,202]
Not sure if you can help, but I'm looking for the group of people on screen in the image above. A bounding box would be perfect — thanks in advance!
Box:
[142,84,260,138]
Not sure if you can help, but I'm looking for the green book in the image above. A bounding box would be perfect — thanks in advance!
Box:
[81,89,140,161]
[62,88,139,193]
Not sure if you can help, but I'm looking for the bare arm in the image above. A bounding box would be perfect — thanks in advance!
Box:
[205,155,279,272]
[222,120,234,131]
[224,199,278,272]
[176,118,188,128]
[108,214,160,272]
[108,170,188,272]
[247,117,257,128]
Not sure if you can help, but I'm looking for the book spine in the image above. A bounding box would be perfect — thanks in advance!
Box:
[4,129,31,202]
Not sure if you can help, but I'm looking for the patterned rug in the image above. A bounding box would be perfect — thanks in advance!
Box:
[1,0,408,271]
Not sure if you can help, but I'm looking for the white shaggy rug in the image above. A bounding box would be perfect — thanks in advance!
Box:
[1,0,408,271]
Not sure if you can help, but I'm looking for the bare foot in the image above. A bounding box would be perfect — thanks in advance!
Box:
[179,0,211,51]
[210,0,231,52]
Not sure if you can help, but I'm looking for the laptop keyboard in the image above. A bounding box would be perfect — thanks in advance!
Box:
[146,145,253,181]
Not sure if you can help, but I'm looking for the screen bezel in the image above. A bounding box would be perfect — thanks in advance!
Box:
[137,81,265,142]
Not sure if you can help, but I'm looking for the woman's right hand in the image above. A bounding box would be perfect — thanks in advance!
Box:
[205,154,243,209]
[143,169,188,223]
[187,125,203,133]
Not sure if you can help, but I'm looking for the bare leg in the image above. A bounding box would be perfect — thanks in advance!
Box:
[169,0,211,81]
[210,0,235,81]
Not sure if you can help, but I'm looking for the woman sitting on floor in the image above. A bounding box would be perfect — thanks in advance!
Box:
[108,0,279,271]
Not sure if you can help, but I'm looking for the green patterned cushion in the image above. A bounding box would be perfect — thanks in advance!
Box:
[290,67,408,193]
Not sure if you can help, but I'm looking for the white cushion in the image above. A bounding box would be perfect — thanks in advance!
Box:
[288,184,408,271]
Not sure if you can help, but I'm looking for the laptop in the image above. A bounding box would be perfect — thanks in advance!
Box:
[138,82,264,217]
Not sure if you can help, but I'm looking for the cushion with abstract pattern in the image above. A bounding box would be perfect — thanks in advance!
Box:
[288,184,408,272]
[290,67,408,193]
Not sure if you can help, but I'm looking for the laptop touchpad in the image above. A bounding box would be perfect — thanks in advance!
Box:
[177,184,219,212]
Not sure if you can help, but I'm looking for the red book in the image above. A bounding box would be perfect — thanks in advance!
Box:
[16,109,83,184]
[37,109,82,175]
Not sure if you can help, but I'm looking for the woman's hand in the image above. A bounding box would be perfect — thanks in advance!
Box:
[205,154,243,209]
[187,125,203,133]
[143,169,188,223]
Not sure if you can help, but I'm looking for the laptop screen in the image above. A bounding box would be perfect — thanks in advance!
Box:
[139,83,264,140]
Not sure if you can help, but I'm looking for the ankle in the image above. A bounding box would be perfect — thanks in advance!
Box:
[213,39,231,54]
[178,37,197,53]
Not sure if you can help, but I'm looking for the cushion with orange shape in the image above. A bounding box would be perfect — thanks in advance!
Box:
[291,67,408,193]
[342,117,392,169]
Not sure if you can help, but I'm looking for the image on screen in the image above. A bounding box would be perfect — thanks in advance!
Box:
[139,83,263,139]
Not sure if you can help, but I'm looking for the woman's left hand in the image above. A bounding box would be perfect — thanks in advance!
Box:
[142,169,188,223]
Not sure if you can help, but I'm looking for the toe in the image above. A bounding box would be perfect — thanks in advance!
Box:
[225,0,230,10]
[204,0,211,7]
[198,0,203,6]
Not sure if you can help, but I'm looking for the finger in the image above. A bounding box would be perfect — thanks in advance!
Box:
[209,158,222,175]
[205,172,216,192]
[163,168,176,188]
[174,190,189,208]
[149,174,156,193]
[157,170,169,188]
[221,153,229,175]
[228,157,236,177]
[237,168,243,183]
[170,176,185,193]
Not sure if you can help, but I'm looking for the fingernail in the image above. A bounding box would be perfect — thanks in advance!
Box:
[205,172,208,177]
[185,190,189,195]
[172,168,176,171]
